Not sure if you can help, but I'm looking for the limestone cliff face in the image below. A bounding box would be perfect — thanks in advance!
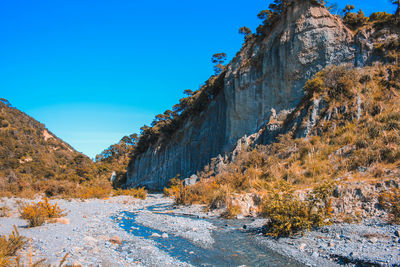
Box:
[126,1,367,190]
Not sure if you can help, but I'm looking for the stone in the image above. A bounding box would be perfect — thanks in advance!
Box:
[183,175,198,186]
[83,236,97,244]
[299,243,307,251]
[162,233,169,239]
[109,236,122,245]
[394,230,400,237]
[55,218,70,224]
[110,171,117,182]
[151,233,161,238]
[369,237,378,244]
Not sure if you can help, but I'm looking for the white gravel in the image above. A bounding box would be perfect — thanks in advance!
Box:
[0,195,191,266]
[134,211,216,248]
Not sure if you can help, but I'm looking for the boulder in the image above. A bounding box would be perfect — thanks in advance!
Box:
[183,175,199,186]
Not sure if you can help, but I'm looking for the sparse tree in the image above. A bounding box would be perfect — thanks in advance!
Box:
[211,53,227,75]
[390,0,400,16]
[183,89,194,96]
[239,26,252,41]
[342,4,355,15]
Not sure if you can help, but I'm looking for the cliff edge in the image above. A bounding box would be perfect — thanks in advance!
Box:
[126,1,371,190]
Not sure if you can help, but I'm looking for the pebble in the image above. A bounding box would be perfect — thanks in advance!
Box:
[395,230,400,237]
[299,243,307,251]
[162,233,169,239]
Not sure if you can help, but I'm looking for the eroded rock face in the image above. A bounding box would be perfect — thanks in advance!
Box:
[126,1,367,190]
[224,2,354,147]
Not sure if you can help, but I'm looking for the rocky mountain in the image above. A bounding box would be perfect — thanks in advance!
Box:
[126,0,397,190]
[0,99,97,196]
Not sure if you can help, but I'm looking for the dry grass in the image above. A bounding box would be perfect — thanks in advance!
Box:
[162,63,400,234]
[379,188,400,224]
[113,187,147,200]
[0,205,11,217]
[0,225,27,266]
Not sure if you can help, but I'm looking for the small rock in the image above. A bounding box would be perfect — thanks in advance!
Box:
[394,230,400,237]
[189,251,195,254]
[242,225,247,229]
[369,237,377,243]
[55,218,70,224]
[83,236,97,244]
[311,252,319,257]
[151,233,161,238]
[321,228,329,233]
[162,233,169,239]
[328,242,335,247]
[109,236,122,245]
[299,243,307,251]
[236,214,245,220]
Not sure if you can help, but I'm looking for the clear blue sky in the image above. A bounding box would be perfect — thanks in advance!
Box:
[1,0,395,158]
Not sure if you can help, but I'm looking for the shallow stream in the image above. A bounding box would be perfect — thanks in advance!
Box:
[114,207,304,267]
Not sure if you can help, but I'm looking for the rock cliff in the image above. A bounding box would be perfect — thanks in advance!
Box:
[126,0,373,190]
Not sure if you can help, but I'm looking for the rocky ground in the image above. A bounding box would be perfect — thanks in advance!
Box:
[0,194,399,266]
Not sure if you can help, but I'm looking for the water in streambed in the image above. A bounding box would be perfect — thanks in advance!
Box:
[114,210,304,267]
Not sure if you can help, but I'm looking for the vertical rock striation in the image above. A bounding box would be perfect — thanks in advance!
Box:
[126,1,369,190]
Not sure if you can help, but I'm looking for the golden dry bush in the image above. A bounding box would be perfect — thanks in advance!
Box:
[222,202,241,219]
[113,187,147,199]
[261,183,330,238]
[20,198,66,227]
[131,187,147,200]
[0,225,26,265]
[379,188,400,224]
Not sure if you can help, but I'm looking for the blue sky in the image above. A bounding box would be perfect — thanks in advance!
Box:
[0,0,395,158]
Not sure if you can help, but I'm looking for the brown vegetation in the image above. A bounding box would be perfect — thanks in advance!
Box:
[379,189,400,224]
[0,225,26,266]
[163,59,400,236]
[113,187,147,200]
[20,198,66,227]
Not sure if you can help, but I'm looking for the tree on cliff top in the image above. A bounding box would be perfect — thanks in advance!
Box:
[239,26,252,42]
[390,0,400,16]
[211,53,227,75]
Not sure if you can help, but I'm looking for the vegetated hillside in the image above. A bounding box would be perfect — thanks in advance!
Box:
[126,0,360,189]
[95,134,138,188]
[0,99,108,197]
[164,9,400,234]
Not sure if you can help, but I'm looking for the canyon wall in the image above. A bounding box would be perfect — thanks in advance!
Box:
[126,0,369,190]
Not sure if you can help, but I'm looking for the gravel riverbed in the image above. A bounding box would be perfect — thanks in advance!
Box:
[0,194,399,266]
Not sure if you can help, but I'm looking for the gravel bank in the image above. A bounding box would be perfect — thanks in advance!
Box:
[246,219,400,266]
[1,194,399,266]
[0,195,191,266]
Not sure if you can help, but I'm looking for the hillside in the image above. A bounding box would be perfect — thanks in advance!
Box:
[124,0,400,225]
[125,0,400,190]
[0,99,102,197]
